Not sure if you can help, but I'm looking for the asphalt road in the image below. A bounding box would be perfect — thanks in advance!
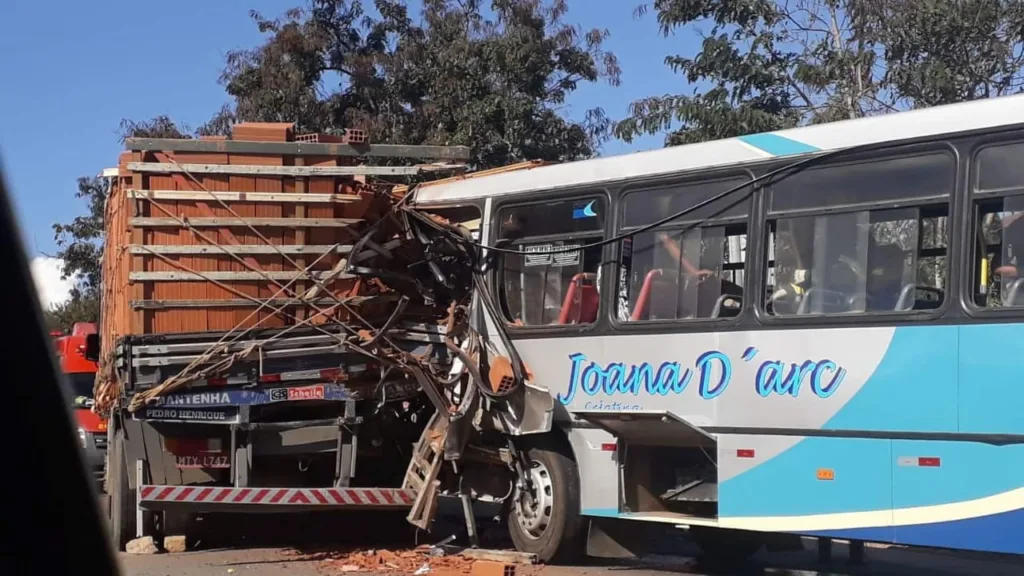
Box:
[116,513,1024,576]
[117,544,1024,576]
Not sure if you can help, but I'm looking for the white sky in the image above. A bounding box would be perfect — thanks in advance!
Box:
[29,256,77,309]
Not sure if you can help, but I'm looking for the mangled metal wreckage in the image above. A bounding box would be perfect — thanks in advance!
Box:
[94,133,555,557]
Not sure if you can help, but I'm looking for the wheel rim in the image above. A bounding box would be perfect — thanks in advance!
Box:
[513,459,554,540]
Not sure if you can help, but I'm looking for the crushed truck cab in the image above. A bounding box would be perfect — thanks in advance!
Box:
[94,126,555,555]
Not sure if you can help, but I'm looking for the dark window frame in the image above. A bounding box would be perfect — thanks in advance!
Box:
[491,191,613,334]
[754,144,958,325]
[962,137,1024,319]
[611,173,755,328]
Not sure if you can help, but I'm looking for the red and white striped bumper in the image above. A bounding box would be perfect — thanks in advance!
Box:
[138,485,416,511]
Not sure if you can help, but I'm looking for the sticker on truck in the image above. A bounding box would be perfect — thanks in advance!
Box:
[133,406,240,423]
[151,384,350,408]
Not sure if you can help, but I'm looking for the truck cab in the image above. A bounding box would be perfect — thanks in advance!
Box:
[53,322,106,485]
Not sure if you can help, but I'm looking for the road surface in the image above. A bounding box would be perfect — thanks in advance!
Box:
[118,537,1024,576]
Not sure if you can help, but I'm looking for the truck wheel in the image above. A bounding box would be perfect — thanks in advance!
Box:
[691,527,762,566]
[107,428,136,550]
[507,439,583,564]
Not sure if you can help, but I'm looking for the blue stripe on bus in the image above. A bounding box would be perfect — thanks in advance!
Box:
[823,325,958,433]
[720,325,1024,518]
[737,133,820,156]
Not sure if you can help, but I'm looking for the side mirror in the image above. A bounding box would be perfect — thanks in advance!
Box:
[84,333,100,362]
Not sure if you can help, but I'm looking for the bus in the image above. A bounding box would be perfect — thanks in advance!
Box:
[411,94,1024,561]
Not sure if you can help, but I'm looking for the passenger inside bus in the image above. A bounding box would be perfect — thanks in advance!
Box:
[991,211,1024,305]
[625,228,744,321]
[768,214,934,315]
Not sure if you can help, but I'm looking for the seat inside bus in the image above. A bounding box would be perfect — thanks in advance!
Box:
[631,268,743,320]
[558,273,599,324]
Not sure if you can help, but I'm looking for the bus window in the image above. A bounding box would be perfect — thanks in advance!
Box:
[766,208,946,315]
[620,226,746,321]
[617,177,750,322]
[497,197,606,326]
[973,195,1024,307]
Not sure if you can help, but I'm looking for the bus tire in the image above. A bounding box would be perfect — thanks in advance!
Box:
[107,427,136,551]
[507,438,583,564]
[691,527,761,566]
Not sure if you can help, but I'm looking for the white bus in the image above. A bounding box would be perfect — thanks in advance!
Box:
[412,94,1024,562]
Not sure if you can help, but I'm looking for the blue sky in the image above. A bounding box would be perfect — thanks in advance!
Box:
[0,0,699,271]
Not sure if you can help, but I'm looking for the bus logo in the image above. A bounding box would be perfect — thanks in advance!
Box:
[572,200,598,219]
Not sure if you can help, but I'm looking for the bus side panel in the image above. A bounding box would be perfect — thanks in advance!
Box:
[890,439,1024,554]
[565,426,621,516]
[718,434,894,542]
[821,325,958,434]
[959,323,1024,434]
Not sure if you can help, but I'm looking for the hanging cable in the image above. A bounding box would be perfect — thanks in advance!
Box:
[410,145,857,256]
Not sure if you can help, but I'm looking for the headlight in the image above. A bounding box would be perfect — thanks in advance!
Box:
[77,427,87,448]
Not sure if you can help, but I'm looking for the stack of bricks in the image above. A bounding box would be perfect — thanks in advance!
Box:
[100,121,385,343]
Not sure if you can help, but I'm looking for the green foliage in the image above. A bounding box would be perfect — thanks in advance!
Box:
[213,0,621,168]
[617,0,1024,146]
[44,297,101,334]
[50,116,193,325]
[52,177,106,301]
[872,0,1024,107]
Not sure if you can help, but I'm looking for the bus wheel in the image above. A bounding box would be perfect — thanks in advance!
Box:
[507,439,583,563]
[691,527,762,566]
[107,427,136,551]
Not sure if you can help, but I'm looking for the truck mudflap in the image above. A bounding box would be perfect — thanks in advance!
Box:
[138,485,415,512]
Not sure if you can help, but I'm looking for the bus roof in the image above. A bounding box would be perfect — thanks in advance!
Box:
[414,94,1024,204]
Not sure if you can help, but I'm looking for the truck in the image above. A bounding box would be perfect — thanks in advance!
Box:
[92,125,563,557]
[54,322,106,486]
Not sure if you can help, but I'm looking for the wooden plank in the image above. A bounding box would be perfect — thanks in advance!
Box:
[130,270,353,282]
[129,217,360,228]
[129,244,352,255]
[127,162,464,177]
[124,138,472,160]
[130,296,376,310]
[458,549,538,565]
[127,189,360,203]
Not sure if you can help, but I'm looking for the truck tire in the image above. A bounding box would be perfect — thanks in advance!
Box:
[107,427,136,551]
[507,438,583,564]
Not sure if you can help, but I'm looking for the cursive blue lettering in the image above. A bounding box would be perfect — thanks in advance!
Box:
[755,361,783,397]
[810,359,846,398]
[696,351,731,399]
[559,351,848,405]
[558,353,587,405]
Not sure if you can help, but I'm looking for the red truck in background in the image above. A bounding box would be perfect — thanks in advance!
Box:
[53,322,106,485]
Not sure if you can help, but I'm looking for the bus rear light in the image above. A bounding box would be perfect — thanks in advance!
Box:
[737,449,755,458]
[600,443,616,452]
[919,457,941,467]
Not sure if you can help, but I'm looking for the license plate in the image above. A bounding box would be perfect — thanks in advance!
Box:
[174,454,230,469]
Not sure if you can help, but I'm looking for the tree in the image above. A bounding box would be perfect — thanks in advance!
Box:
[213,0,621,168]
[614,0,889,145]
[615,0,1024,146]
[48,116,191,331]
[869,0,1024,107]
[53,176,107,295]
